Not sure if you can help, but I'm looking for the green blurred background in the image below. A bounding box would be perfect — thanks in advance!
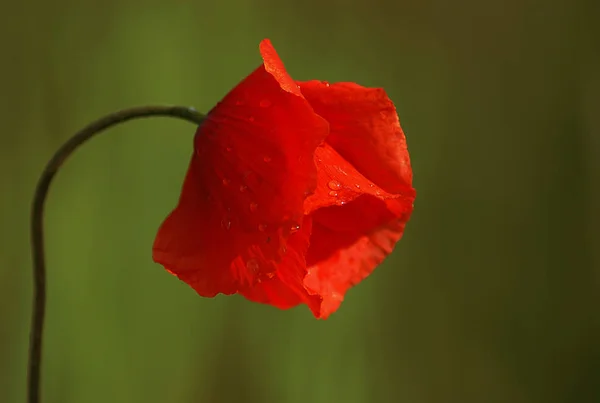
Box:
[1,0,599,402]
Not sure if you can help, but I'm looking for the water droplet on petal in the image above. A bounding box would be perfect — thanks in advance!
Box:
[265,272,275,279]
[258,223,267,232]
[331,291,343,301]
[355,184,361,189]
[321,81,330,87]
[249,202,258,212]
[328,180,341,190]
[221,218,231,230]
[290,224,301,234]
[239,185,248,193]
[263,156,272,163]
[222,178,231,186]
[328,191,338,197]
[259,99,272,108]
[246,258,259,272]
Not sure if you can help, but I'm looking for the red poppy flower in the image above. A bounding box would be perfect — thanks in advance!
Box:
[153,39,415,319]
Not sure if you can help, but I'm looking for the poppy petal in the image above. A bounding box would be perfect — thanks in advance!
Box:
[153,40,329,296]
[153,154,243,295]
[303,140,414,265]
[297,81,415,318]
[240,216,322,314]
[298,80,413,194]
[304,214,410,319]
[304,143,399,214]
[304,190,413,318]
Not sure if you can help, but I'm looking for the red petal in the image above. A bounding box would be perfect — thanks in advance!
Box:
[153,39,328,296]
[305,191,413,318]
[304,215,410,319]
[298,81,413,194]
[240,216,322,314]
[153,154,244,295]
[297,81,415,318]
[304,143,399,214]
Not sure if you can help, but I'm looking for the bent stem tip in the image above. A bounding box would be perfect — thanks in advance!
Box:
[28,105,205,403]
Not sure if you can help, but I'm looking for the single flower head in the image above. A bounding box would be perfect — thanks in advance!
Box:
[153,39,415,319]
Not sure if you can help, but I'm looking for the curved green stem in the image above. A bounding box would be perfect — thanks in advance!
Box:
[28,105,205,403]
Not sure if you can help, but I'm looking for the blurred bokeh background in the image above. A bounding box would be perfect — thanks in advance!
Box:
[1,0,599,402]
